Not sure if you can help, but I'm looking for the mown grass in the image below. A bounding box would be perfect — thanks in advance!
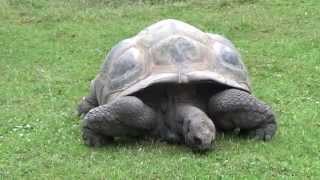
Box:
[0,0,319,179]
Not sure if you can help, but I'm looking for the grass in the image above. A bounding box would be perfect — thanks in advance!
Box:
[0,0,320,179]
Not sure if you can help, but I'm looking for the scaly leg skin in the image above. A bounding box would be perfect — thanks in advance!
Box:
[77,94,98,117]
[77,81,99,117]
[208,89,277,141]
[176,104,216,152]
[82,96,157,147]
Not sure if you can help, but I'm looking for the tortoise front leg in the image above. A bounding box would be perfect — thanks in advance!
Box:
[82,96,157,147]
[208,89,277,140]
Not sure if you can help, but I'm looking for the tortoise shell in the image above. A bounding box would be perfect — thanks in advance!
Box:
[93,19,250,104]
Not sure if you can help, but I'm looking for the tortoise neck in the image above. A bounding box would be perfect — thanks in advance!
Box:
[166,84,198,104]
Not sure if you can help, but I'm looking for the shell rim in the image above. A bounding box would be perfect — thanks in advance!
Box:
[107,70,251,102]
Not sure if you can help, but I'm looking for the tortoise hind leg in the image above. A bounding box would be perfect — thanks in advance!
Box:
[82,96,157,147]
[208,89,277,140]
[77,94,98,117]
[77,80,99,117]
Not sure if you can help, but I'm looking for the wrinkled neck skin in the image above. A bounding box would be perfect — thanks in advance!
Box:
[159,84,216,150]
[164,85,203,131]
[133,83,216,150]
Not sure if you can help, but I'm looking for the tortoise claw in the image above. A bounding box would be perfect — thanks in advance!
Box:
[246,123,277,141]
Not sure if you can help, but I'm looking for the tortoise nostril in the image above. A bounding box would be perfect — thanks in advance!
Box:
[193,136,202,145]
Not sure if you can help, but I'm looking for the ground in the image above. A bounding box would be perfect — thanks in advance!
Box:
[0,0,319,179]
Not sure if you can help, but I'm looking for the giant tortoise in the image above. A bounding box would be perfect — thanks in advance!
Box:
[78,19,277,151]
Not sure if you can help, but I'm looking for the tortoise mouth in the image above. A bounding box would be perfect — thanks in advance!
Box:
[107,70,250,102]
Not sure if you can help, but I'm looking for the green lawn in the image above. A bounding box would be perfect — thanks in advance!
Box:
[1,0,319,179]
